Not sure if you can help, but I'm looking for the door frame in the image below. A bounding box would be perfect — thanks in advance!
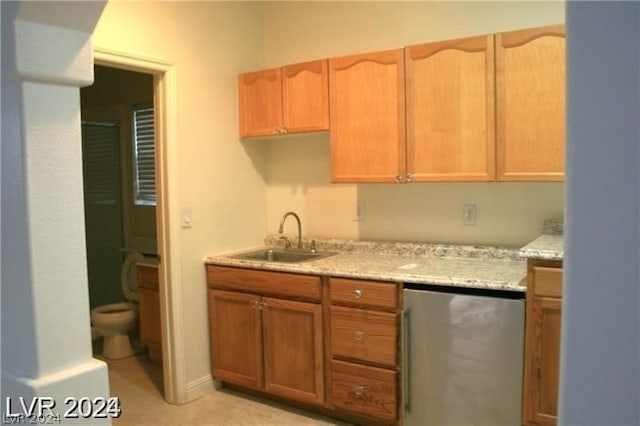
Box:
[93,47,185,404]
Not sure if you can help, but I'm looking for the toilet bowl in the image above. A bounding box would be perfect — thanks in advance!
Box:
[91,251,145,359]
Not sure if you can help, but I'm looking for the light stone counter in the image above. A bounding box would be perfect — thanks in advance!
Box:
[519,219,564,261]
[519,234,564,261]
[205,235,527,292]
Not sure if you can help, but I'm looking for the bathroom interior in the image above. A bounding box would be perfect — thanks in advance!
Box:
[80,65,162,387]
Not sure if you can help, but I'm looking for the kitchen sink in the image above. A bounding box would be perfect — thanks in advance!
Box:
[230,248,337,263]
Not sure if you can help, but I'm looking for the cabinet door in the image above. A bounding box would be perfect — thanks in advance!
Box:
[524,296,562,425]
[406,35,495,181]
[282,60,329,133]
[138,287,161,354]
[238,68,283,138]
[329,49,406,182]
[208,289,264,389]
[496,25,566,181]
[262,297,324,405]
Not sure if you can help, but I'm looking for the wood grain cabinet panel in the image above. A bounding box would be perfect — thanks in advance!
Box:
[406,34,496,181]
[239,60,328,138]
[208,289,264,389]
[523,260,563,425]
[331,306,398,367]
[282,60,329,134]
[137,264,162,362]
[330,278,398,310]
[330,359,398,423]
[207,267,325,406]
[328,278,401,424]
[263,297,324,405]
[238,68,282,138]
[496,24,566,181]
[329,49,406,182]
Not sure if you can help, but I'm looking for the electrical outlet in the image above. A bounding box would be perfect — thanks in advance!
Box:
[463,204,476,225]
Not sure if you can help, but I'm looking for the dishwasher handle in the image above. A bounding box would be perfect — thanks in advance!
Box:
[401,309,411,413]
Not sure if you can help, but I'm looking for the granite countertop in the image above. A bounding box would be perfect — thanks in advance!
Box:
[519,234,564,261]
[205,235,528,292]
[519,219,564,261]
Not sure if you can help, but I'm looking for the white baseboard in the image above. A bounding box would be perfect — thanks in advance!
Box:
[184,374,219,402]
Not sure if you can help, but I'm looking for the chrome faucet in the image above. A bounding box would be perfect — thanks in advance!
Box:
[278,211,302,249]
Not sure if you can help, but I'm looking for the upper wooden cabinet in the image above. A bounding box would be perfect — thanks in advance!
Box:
[238,59,329,138]
[406,35,496,181]
[496,25,566,181]
[329,49,406,183]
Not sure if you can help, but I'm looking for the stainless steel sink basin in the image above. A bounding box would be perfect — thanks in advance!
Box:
[230,248,336,263]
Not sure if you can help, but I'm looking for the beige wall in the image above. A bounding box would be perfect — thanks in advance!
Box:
[93,1,267,387]
[93,0,565,398]
[262,1,565,247]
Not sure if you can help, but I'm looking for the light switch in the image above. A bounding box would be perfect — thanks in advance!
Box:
[181,208,192,228]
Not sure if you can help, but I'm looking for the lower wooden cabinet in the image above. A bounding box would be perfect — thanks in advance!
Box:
[523,260,563,425]
[328,278,401,424]
[206,266,402,425]
[207,266,324,405]
[137,264,162,363]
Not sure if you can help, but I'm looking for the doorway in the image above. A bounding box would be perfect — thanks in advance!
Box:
[81,64,161,386]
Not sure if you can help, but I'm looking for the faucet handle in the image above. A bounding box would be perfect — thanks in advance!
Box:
[310,240,317,253]
[278,235,292,248]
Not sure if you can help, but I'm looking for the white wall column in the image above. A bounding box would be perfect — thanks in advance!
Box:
[1,1,111,423]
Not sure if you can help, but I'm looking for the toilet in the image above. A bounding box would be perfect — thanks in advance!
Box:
[91,251,145,359]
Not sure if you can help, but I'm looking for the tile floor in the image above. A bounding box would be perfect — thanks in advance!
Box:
[100,349,351,425]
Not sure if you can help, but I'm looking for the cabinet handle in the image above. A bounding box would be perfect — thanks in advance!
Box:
[406,173,415,182]
[281,127,288,134]
[353,385,364,396]
[394,175,404,183]
[354,289,363,299]
[354,331,364,341]
[250,300,266,310]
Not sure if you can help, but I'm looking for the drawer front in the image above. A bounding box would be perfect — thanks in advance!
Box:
[331,306,397,367]
[330,278,398,310]
[331,359,397,422]
[206,265,321,301]
[534,266,563,298]
[137,265,159,290]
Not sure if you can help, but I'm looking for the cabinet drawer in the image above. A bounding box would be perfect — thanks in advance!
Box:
[331,306,397,367]
[207,265,321,302]
[533,266,563,298]
[330,359,397,422]
[330,278,398,310]
[137,265,159,291]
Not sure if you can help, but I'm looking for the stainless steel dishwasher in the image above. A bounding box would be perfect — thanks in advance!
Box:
[402,284,525,426]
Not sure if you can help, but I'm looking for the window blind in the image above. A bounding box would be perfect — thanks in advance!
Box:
[133,107,156,205]
[81,122,120,205]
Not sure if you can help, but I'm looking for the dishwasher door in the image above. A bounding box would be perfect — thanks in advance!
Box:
[402,285,525,426]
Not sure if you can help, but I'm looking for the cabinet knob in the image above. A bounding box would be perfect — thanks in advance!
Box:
[250,300,259,309]
[406,173,415,182]
[394,175,404,183]
[353,385,364,396]
[354,289,363,299]
[354,331,364,341]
